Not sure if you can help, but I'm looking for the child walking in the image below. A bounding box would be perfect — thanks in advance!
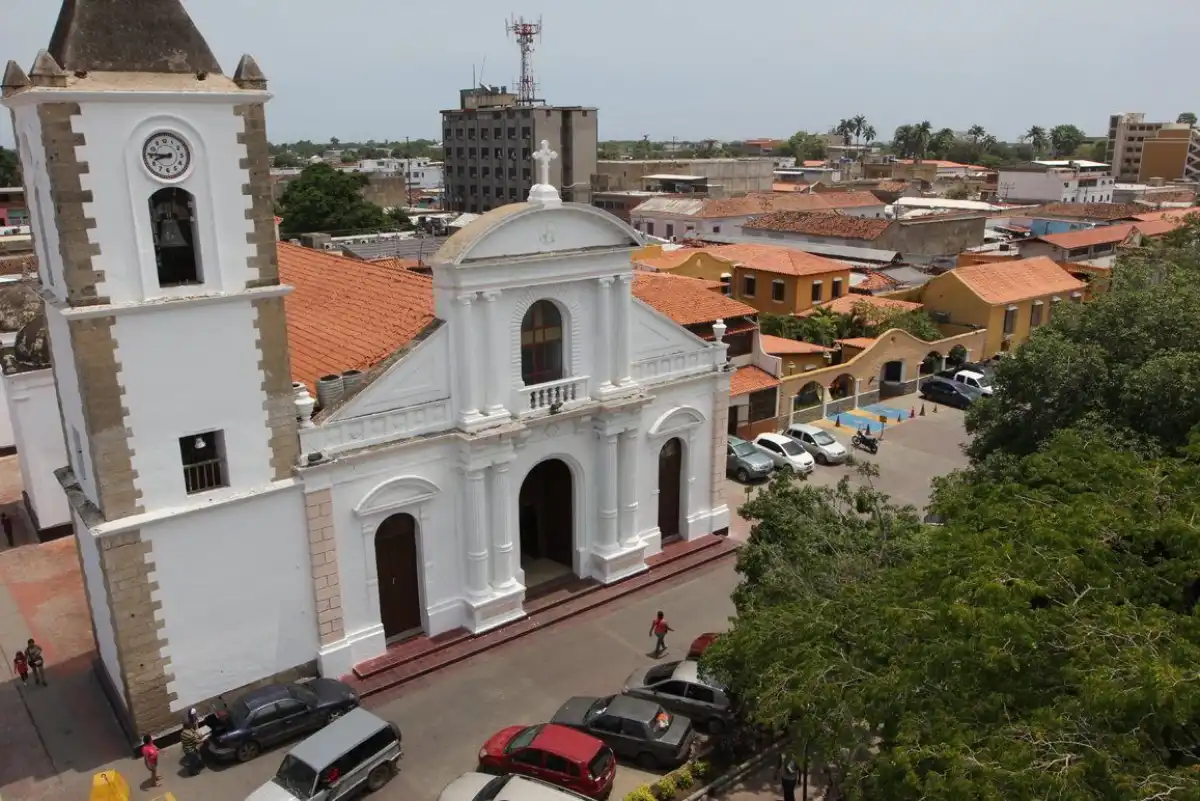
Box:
[13,648,28,685]
[141,734,162,787]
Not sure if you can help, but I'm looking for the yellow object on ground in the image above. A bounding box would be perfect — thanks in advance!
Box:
[151,794,178,801]
[89,770,130,801]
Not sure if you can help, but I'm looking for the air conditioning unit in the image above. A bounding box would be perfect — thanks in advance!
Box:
[933,311,951,323]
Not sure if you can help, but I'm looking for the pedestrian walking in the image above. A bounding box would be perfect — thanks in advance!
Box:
[13,648,28,685]
[141,734,162,787]
[24,639,45,686]
[649,611,673,658]
[776,752,799,801]
[1,513,13,548]
[180,718,205,776]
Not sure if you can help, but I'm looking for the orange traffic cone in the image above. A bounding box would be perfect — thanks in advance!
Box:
[920,405,926,416]
[835,415,841,427]
[909,407,916,419]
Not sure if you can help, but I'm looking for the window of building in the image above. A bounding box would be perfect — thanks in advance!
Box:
[493,127,502,139]
[507,127,516,138]
[520,300,565,386]
[508,168,517,179]
[521,109,531,118]
[810,280,823,303]
[742,273,756,297]
[469,167,477,178]
[521,127,532,138]
[831,278,843,298]
[771,280,785,302]
[719,274,731,296]
[633,221,642,231]
[456,147,464,158]
[494,147,503,159]
[522,147,531,160]
[482,186,491,197]
[482,166,490,177]
[467,128,475,139]
[725,331,752,357]
[748,388,778,422]
[1031,301,1044,328]
[712,225,722,234]
[468,147,476,158]
[149,187,202,287]
[523,168,531,181]
[1003,306,1017,334]
[509,188,518,201]
[180,431,227,494]
[645,222,655,236]
[444,128,452,140]
[665,223,675,239]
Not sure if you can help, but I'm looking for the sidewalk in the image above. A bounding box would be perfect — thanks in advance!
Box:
[714,761,833,801]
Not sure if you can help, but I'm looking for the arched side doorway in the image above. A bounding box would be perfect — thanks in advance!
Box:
[374,513,423,641]
[657,438,684,542]
[519,459,574,587]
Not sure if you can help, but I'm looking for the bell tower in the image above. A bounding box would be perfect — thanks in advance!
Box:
[2,0,302,736]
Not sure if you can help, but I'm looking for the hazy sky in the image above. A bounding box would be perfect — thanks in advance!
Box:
[2,0,1197,148]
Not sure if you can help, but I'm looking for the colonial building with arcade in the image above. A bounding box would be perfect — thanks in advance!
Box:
[1,0,735,737]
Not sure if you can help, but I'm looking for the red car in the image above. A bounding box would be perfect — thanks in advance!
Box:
[478,723,616,800]
[688,632,720,659]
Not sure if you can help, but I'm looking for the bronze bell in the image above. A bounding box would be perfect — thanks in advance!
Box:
[157,218,188,249]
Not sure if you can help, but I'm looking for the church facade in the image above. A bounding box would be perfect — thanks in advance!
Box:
[2,1,735,737]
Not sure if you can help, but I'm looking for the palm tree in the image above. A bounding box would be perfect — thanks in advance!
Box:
[967,125,987,144]
[1023,126,1048,157]
[913,121,933,159]
[928,128,955,159]
[980,134,997,152]
[835,119,854,147]
[892,124,915,158]
[851,114,867,148]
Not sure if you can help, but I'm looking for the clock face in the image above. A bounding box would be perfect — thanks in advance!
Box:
[142,132,192,179]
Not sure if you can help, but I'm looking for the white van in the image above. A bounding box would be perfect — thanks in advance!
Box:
[951,370,994,396]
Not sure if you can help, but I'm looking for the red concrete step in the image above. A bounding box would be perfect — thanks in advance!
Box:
[348,534,738,696]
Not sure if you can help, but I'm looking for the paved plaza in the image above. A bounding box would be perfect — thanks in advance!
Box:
[0,396,969,801]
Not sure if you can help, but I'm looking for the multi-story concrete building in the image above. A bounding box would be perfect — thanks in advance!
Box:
[1106,113,1200,183]
[593,158,777,195]
[996,160,1115,204]
[441,86,597,213]
[0,186,27,227]
[357,157,444,191]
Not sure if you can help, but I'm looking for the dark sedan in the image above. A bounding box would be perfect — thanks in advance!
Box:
[919,376,983,410]
[551,694,695,770]
[204,678,360,762]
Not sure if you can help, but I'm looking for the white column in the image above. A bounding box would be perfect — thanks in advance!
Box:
[614,275,633,385]
[488,460,517,589]
[618,428,640,546]
[456,294,481,420]
[596,277,615,390]
[481,291,506,416]
[596,431,620,552]
[464,468,490,597]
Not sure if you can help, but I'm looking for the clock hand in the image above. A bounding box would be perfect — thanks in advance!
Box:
[151,152,173,160]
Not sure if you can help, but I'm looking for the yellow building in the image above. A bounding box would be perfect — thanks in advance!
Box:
[914,256,1086,357]
[633,243,851,315]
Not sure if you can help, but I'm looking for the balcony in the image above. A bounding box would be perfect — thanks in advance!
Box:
[520,375,590,416]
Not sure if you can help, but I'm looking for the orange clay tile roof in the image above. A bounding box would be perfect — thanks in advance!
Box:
[744,211,893,241]
[701,243,848,277]
[1019,202,1144,221]
[1032,223,1136,250]
[278,242,435,392]
[772,182,810,193]
[874,180,910,193]
[631,248,710,271]
[368,257,423,270]
[1134,218,1185,237]
[802,160,826,167]
[631,271,756,326]
[807,294,924,317]
[683,191,881,219]
[853,271,901,292]
[836,337,877,350]
[1130,207,1200,222]
[0,254,37,277]
[759,334,832,355]
[950,256,1085,305]
[730,365,779,396]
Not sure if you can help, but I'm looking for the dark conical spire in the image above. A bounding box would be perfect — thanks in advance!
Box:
[232,54,267,90]
[47,0,222,75]
[2,61,32,97]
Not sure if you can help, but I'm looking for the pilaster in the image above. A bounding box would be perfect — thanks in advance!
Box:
[464,467,489,597]
[614,274,634,386]
[596,431,619,553]
[595,277,615,392]
[456,293,484,427]
[481,290,507,417]
[618,428,640,546]
[488,457,518,589]
[590,415,648,583]
[305,489,343,646]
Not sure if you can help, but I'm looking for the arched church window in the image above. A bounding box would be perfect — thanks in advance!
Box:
[520,300,564,386]
[149,187,202,287]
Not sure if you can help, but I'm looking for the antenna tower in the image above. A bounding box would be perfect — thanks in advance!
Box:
[505,15,543,105]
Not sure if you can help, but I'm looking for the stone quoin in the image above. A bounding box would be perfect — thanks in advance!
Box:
[2,0,735,740]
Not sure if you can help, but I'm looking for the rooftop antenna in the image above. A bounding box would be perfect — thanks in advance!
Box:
[505,14,543,106]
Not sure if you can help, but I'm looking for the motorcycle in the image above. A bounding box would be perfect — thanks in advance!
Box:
[851,430,879,455]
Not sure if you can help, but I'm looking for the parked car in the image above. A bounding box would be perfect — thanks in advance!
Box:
[247,707,401,800]
[622,660,736,733]
[687,633,720,660]
[439,773,593,801]
[919,377,983,410]
[551,695,695,769]
[752,433,815,475]
[205,679,361,763]
[949,369,994,395]
[781,423,848,465]
[477,723,616,800]
[726,435,774,483]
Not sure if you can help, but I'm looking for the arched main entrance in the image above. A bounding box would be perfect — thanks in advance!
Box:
[519,459,574,587]
[374,513,422,641]
[657,438,684,542]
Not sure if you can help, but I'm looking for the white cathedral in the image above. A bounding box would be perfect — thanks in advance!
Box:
[1,1,734,737]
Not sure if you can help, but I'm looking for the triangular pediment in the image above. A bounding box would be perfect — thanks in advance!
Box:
[325,324,452,422]
[631,300,709,361]
[433,203,642,266]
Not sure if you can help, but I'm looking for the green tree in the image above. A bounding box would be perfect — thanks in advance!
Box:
[926,128,955,159]
[782,130,826,161]
[277,163,389,235]
[1178,112,1197,126]
[708,429,1200,800]
[965,214,1200,462]
[966,124,986,143]
[387,207,414,231]
[1049,124,1086,158]
[0,146,20,187]
[1022,125,1048,157]
[272,151,303,169]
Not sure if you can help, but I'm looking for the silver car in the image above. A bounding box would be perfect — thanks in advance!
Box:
[438,773,590,801]
[782,423,848,465]
[726,435,773,483]
[622,660,735,733]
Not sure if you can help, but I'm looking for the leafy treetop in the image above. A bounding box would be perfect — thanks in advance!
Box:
[760,302,943,347]
[276,163,390,236]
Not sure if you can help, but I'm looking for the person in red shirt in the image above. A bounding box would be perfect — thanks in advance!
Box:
[649,611,673,658]
[141,734,162,787]
[12,649,28,684]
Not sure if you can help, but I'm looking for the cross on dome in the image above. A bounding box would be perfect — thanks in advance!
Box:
[527,139,562,208]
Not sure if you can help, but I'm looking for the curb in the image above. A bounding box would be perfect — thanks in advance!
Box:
[682,740,782,801]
